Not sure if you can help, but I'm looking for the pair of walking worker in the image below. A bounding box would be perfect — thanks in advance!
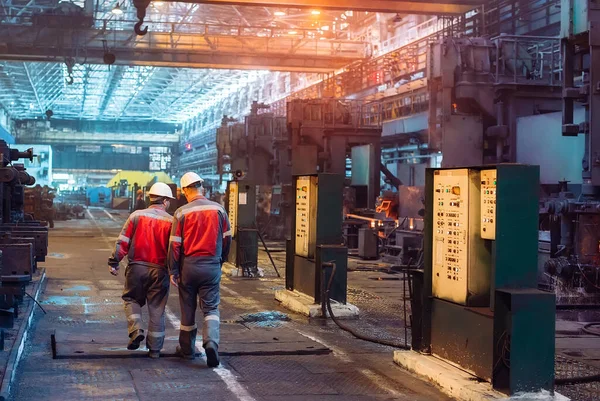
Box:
[108,172,232,367]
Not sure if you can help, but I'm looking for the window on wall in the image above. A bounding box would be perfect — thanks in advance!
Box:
[149,147,171,171]
[76,145,101,153]
[112,145,142,154]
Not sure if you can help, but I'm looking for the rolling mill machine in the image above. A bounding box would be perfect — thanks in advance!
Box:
[372,28,600,307]
[0,141,48,328]
[534,0,600,305]
[219,101,291,275]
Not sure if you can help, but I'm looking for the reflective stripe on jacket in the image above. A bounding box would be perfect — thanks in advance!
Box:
[167,195,232,277]
[108,205,173,268]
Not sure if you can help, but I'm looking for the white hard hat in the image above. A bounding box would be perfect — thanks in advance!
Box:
[180,172,204,189]
[148,182,175,199]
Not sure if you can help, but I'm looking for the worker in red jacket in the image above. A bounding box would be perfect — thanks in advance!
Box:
[108,182,175,358]
[168,172,231,367]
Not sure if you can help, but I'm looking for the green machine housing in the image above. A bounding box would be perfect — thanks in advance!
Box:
[225,181,258,272]
[413,164,555,395]
[286,173,348,304]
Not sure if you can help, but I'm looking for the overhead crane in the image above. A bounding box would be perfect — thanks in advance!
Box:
[132,0,482,36]
[145,0,480,15]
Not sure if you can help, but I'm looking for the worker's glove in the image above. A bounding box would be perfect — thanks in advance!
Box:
[170,274,179,288]
[108,265,119,276]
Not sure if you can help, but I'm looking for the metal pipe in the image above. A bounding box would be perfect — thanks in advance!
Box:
[346,214,379,223]
[491,34,559,40]
[383,155,433,162]
[22,63,44,115]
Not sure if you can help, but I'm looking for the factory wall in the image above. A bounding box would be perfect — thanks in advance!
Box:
[516,107,585,184]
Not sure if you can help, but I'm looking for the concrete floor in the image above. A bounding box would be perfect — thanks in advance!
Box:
[10,207,451,401]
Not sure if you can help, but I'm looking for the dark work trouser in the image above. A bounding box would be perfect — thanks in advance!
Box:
[178,258,221,356]
[122,263,170,351]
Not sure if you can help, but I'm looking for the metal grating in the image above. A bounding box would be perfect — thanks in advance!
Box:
[555,354,600,401]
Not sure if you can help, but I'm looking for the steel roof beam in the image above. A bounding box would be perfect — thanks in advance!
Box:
[160,0,480,15]
[22,62,44,114]
[0,46,360,73]
[0,24,366,72]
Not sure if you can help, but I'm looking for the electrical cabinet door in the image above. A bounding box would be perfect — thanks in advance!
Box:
[228,181,238,237]
[480,169,497,240]
[295,176,317,258]
[432,169,488,305]
[432,169,470,303]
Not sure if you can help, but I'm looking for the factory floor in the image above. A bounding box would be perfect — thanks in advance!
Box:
[9,207,451,401]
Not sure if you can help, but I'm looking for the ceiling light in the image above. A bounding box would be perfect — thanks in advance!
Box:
[311,10,321,15]
[321,25,329,31]
[288,30,298,35]
[111,2,123,15]
[274,10,286,16]
[154,0,164,5]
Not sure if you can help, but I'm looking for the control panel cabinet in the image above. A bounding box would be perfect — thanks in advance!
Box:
[421,165,551,396]
[225,181,258,271]
[287,174,346,304]
[432,169,490,306]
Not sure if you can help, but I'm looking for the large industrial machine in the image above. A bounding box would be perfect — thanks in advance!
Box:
[222,98,387,274]
[413,165,555,395]
[373,31,560,266]
[376,28,600,307]
[531,0,600,304]
[287,98,383,209]
[218,102,292,241]
[218,102,291,274]
[0,141,48,328]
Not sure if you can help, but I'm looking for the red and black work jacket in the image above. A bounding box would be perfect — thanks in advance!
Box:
[108,205,173,269]
[167,195,231,276]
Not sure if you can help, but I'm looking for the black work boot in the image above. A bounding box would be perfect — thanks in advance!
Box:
[175,345,195,360]
[204,341,220,368]
[127,329,145,350]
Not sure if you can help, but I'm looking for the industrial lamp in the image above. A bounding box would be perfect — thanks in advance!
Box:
[112,2,123,15]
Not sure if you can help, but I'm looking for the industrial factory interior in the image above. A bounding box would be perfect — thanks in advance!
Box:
[0,0,599,400]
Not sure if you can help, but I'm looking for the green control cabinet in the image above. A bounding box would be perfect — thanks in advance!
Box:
[225,181,258,273]
[417,164,555,395]
[286,174,347,304]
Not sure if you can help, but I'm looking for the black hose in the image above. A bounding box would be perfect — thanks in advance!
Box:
[554,323,600,385]
[556,374,600,385]
[253,221,281,278]
[324,262,410,350]
[25,291,47,314]
[582,322,600,337]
